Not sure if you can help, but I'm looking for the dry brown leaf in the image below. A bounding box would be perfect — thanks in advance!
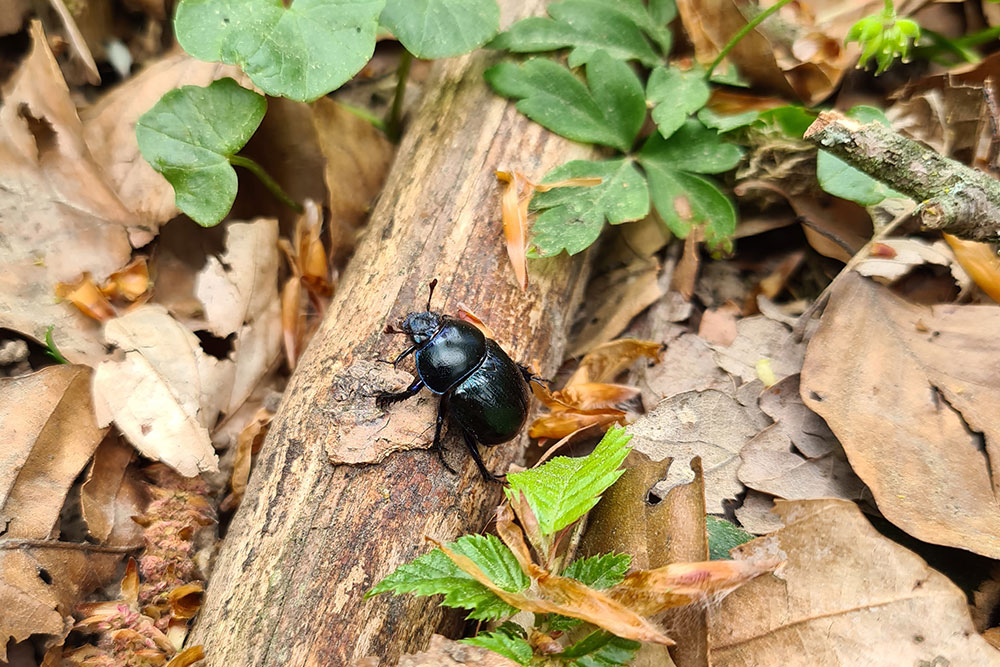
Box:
[81,52,247,242]
[638,333,735,408]
[854,237,966,284]
[165,646,206,667]
[0,365,106,539]
[393,634,519,667]
[0,21,134,363]
[556,383,640,410]
[758,374,836,458]
[698,302,740,346]
[801,272,1000,558]
[103,257,151,302]
[80,432,146,547]
[738,423,865,501]
[93,305,234,476]
[54,273,118,322]
[496,169,532,290]
[710,315,805,385]
[734,490,783,535]
[220,407,272,512]
[528,410,626,441]
[567,339,661,386]
[629,390,759,512]
[712,499,1000,665]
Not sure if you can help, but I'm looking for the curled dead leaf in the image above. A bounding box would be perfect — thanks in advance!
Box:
[167,582,205,619]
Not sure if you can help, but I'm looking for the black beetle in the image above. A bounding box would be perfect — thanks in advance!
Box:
[376,281,538,481]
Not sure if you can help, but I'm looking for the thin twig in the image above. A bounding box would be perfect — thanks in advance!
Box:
[0,538,142,553]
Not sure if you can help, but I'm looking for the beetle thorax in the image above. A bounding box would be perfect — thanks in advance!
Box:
[413,317,488,393]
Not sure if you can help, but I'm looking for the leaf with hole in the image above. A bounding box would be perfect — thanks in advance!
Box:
[528,159,649,257]
[174,0,385,101]
[485,51,645,151]
[136,78,265,227]
[380,0,499,58]
[638,119,743,249]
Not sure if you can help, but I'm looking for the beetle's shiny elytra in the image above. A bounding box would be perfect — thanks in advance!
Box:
[375,287,533,481]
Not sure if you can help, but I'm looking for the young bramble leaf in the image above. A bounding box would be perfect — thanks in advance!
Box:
[136,78,265,227]
[647,66,710,139]
[556,630,641,666]
[817,106,907,206]
[174,0,384,102]
[461,623,533,665]
[637,119,743,249]
[484,51,645,151]
[528,159,649,257]
[706,516,754,560]
[491,0,661,67]
[505,425,632,536]
[562,552,631,589]
[366,534,528,620]
[380,0,499,58]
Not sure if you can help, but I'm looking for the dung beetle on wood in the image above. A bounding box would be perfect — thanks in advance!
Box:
[376,280,540,481]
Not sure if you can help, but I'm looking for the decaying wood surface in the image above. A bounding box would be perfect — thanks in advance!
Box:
[188,5,598,665]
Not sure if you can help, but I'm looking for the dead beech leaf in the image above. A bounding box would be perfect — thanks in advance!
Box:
[738,423,865,501]
[55,273,117,321]
[528,410,625,440]
[698,302,740,346]
[220,406,272,512]
[639,333,735,408]
[567,339,661,386]
[80,432,146,546]
[629,390,759,512]
[102,257,151,301]
[0,365,106,539]
[710,315,805,385]
[80,52,247,242]
[496,170,532,290]
[557,383,640,410]
[0,21,134,363]
[712,499,1000,665]
[801,272,1000,558]
[734,490,783,535]
[394,634,520,667]
[758,374,837,458]
[854,237,965,283]
[433,540,675,646]
[93,305,234,476]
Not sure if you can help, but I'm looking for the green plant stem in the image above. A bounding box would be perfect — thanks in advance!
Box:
[340,101,387,132]
[44,325,68,364]
[385,51,413,142]
[705,0,796,81]
[229,155,303,213]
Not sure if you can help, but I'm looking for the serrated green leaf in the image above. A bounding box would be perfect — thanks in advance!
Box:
[485,52,644,151]
[174,0,385,101]
[707,516,754,560]
[638,120,741,248]
[528,158,649,257]
[816,105,906,206]
[491,0,660,67]
[367,534,528,620]
[697,107,760,133]
[136,77,265,226]
[505,425,632,536]
[380,0,499,58]
[557,630,641,666]
[561,552,631,589]
[461,626,533,665]
[647,66,710,139]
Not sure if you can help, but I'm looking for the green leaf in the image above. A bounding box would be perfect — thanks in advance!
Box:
[485,51,644,151]
[638,119,743,247]
[697,107,760,133]
[380,0,499,58]
[174,0,385,101]
[561,552,631,589]
[491,0,661,67]
[707,516,755,560]
[366,534,528,620]
[505,425,632,536]
[136,78,266,227]
[647,65,710,138]
[528,158,649,257]
[757,105,816,138]
[816,105,906,206]
[461,624,533,665]
[556,630,641,666]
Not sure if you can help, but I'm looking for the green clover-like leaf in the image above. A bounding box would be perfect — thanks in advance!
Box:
[485,51,645,151]
[136,78,266,227]
[647,65,711,139]
[174,0,385,101]
[380,0,499,58]
[528,159,649,257]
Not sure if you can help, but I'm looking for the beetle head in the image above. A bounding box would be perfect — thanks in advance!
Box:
[400,311,442,345]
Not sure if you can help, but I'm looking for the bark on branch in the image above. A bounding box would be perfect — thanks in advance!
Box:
[804,110,1000,242]
[188,3,598,664]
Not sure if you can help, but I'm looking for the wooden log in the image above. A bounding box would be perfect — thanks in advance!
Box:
[188,7,598,665]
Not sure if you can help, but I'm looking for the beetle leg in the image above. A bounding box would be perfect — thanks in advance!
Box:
[376,344,417,367]
[432,396,457,474]
[375,377,424,408]
[461,429,504,483]
[516,363,549,388]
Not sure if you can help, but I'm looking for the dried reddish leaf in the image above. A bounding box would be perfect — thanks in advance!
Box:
[165,646,206,667]
[281,275,304,370]
[55,273,117,321]
[102,257,151,301]
[294,200,332,298]
[496,170,531,290]
[221,407,273,512]
[456,304,497,339]
[80,433,146,547]
[555,383,640,410]
[566,339,661,386]
[495,503,537,576]
[167,582,204,619]
[528,410,625,440]
[943,233,1000,303]
[433,540,675,645]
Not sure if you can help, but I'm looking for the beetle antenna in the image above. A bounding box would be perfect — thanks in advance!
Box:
[384,324,405,334]
[426,278,438,311]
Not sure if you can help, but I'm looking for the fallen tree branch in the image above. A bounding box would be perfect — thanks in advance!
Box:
[804,110,1000,243]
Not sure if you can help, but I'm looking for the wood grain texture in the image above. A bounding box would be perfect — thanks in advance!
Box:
[188,6,598,665]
